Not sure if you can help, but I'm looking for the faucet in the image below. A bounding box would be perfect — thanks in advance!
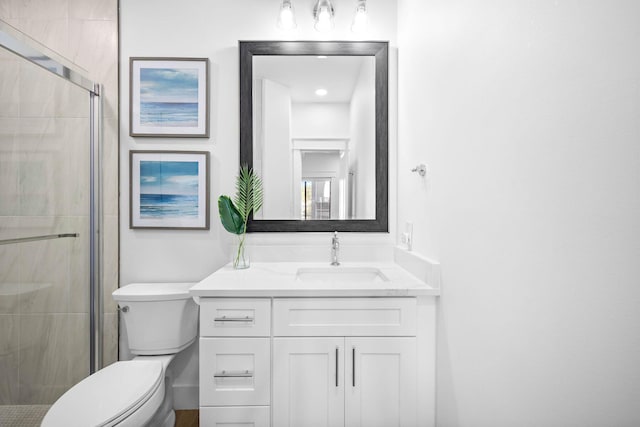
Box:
[331,231,340,266]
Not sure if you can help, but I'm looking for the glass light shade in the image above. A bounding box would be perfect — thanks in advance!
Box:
[277,1,297,30]
[314,4,334,32]
[351,6,367,33]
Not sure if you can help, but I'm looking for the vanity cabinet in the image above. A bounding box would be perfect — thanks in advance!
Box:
[272,298,417,427]
[273,337,416,427]
[198,296,430,427]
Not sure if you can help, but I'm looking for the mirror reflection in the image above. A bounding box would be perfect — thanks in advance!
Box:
[252,55,376,221]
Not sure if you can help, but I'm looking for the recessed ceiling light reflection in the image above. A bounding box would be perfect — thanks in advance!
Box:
[315,88,328,96]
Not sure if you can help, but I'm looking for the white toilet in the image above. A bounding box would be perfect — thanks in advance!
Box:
[42,282,198,427]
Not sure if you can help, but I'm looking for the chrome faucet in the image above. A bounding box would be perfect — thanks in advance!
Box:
[331,231,340,266]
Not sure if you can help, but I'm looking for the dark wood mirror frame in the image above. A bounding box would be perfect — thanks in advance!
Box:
[239,40,388,232]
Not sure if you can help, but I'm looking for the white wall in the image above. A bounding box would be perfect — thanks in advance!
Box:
[120,0,397,409]
[350,59,376,219]
[291,102,350,138]
[261,79,293,219]
[398,0,640,426]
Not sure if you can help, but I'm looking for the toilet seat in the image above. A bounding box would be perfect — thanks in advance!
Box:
[41,360,164,427]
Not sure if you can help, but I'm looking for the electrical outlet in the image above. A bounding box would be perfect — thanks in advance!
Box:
[405,222,413,251]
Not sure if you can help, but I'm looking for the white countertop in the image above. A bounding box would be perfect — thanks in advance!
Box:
[189,262,440,297]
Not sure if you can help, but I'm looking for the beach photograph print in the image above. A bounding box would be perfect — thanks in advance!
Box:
[130,58,209,137]
[130,151,210,229]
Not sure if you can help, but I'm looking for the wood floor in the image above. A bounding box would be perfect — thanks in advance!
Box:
[175,409,199,427]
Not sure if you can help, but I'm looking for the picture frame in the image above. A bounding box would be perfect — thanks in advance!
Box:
[130,151,210,229]
[129,57,209,137]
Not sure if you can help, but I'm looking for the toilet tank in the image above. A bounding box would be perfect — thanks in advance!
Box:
[112,282,199,355]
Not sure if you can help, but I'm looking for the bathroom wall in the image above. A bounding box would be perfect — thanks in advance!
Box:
[291,103,351,138]
[0,0,119,403]
[120,0,397,408]
[260,79,294,219]
[349,60,376,219]
[398,0,640,425]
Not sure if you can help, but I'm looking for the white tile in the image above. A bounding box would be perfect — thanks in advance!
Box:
[18,314,70,404]
[102,312,118,367]
[67,313,90,385]
[0,315,20,404]
[68,216,90,313]
[68,0,117,21]
[18,238,70,314]
[102,214,118,314]
[0,244,21,314]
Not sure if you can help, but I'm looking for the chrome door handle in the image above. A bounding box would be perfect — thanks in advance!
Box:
[213,316,254,322]
[336,347,339,387]
[352,347,356,387]
[213,370,254,378]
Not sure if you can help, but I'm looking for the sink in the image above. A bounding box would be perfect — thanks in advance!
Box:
[296,267,389,284]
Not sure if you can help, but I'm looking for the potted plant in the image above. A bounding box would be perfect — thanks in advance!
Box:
[218,165,263,269]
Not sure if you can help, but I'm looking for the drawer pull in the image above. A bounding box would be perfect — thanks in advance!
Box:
[214,370,254,378]
[214,316,254,322]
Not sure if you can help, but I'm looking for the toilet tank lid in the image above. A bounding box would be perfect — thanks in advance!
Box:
[113,282,196,301]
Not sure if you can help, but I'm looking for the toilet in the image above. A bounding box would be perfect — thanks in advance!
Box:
[42,282,198,427]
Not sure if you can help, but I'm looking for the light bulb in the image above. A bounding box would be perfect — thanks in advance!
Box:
[315,7,333,32]
[277,1,297,30]
[314,1,335,33]
[351,4,367,33]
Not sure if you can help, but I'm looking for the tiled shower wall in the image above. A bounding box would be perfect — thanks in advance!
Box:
[0,0,118,404]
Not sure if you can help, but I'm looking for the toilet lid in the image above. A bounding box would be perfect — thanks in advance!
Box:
[42,360,163,427]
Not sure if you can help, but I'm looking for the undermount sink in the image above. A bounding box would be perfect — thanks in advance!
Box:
[296,267,389,284]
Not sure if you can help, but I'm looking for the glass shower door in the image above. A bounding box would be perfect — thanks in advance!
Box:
[0,20,101,422]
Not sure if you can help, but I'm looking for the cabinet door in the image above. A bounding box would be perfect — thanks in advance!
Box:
[273,338,345,427]
[345,337,417,427]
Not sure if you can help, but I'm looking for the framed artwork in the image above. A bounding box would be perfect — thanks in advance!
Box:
[129,57,209,137]
[130,151,210,229]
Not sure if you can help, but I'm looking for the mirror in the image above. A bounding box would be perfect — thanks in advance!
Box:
[240,41,388,232]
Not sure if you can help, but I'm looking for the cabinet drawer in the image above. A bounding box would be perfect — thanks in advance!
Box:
[199,338,270,406]
[200,406,270,427]
[273,298,417,336]
[200,298,270,337]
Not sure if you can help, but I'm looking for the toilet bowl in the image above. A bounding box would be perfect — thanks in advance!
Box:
[42,282,198,427]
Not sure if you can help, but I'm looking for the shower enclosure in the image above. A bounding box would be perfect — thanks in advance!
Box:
[0,20,103,422]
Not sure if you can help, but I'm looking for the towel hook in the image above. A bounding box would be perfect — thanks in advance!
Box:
[411,164,427,177]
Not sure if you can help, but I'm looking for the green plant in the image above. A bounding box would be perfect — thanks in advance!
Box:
[218,165,263,268]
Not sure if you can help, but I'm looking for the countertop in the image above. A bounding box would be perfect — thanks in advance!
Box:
[189,262,440,298]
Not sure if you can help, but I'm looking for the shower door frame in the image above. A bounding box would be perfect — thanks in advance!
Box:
[0,21,104,374]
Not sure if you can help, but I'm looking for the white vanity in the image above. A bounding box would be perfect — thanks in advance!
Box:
[190,262,439,427]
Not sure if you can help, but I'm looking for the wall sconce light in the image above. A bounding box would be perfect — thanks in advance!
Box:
[278,0,366,33]
[351,0,367,33]
[313,0,335,33]
[277,0,297,30]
